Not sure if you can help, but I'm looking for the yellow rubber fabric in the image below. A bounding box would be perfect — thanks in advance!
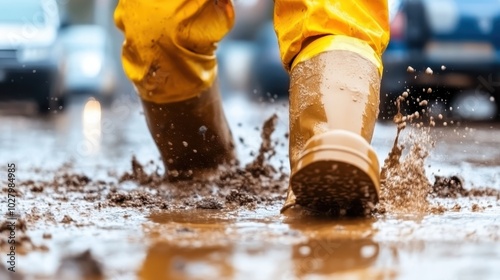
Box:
[114,0,389,103]
[274,0,390,75]
[114,0,234,103]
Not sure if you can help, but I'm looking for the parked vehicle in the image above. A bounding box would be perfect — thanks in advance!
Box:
[0,0,66,113]
[381,0,500,119]
[60,25,117,104]
[249,22,289,99]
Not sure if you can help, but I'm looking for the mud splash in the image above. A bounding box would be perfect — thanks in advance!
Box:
[378,90,500,216]
[377,94,434,214]
[379,130,433,214]
[110,114,287,210]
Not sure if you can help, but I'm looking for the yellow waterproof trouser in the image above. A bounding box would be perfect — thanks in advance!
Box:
[114,0,389,104]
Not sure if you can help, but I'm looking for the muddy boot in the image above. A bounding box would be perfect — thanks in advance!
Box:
[141,83,235,181]
[283,50,381,215]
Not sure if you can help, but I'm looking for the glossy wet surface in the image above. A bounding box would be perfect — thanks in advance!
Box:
[0,94,499,279]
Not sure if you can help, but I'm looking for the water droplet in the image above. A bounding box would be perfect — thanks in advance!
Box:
[298,246,311,256]
[198,125,207,135]
[361,245,377,258]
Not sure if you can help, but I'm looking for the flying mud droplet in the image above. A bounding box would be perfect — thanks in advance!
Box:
[441,65,446,71]
[425,67,433,75]
[170,170,179,178]
[407,66,415,73]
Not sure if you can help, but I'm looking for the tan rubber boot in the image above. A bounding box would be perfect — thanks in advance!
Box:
[141,82,235,181]
[282,50,381,215]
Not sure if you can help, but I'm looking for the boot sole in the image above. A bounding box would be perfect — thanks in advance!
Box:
[290,132,380,215]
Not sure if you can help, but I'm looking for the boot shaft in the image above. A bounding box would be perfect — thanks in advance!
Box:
[289,50,381,169]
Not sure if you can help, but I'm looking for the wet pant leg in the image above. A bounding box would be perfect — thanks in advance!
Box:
[114,0,235,103]
[274,0,390,75]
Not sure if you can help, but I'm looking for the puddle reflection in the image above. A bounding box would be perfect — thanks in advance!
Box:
[140,243,234,280]
[141,210,394,279]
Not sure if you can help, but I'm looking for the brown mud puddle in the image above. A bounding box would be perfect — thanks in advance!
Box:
[140,209,393,280]
[1,98,500,278]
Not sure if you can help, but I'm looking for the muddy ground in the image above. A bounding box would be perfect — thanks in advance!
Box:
[0,92,499,280]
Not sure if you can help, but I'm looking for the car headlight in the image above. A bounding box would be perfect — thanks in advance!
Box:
[19,47,52,62]
[81,53,103,78]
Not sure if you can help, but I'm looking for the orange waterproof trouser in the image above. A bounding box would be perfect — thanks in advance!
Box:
[114,0,389,104]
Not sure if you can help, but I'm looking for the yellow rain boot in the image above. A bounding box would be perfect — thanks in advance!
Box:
[273,0,389,214]
[283,49,381,214]
[141,82,235,181]
[114,0,236,181]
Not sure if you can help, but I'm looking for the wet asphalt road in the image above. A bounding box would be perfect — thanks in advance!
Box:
[0,93,499,280]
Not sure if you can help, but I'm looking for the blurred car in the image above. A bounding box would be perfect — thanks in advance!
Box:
[217,0,276,98]
[0,0,66,113]
[249,22,289,99]
[60,25,117,104]
[381,0,500,119]
[227,0,273,41]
